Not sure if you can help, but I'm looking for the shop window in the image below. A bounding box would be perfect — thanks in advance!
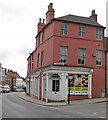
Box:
[79,25,85,37]
[59,46,68,63]
[78,48,86,65]
[96,28,102,40]
[68,74,88,95]
[96,50,102,66]
[36,78,39,96]
[61,23,68,35]
[52,80,59,92]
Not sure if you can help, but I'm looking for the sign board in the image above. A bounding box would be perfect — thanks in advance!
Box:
[66,76,73,79]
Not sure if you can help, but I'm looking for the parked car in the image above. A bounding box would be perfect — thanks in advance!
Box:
[2,85,10,93]
[13,88,24,92]
[16,88,24,92]
[0,85,3,93]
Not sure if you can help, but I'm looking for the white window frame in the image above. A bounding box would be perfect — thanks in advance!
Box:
[59,46,68,64]
[79,25,85,37]
[61,23,68,35]
[96,28,102,40]
[96,50,103,66]
[78,48,86,65]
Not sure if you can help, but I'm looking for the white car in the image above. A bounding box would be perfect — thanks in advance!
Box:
[2,85,10,93]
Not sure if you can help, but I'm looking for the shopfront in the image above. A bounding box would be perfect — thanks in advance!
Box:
[41,65,93,102]
[68,74,88,95]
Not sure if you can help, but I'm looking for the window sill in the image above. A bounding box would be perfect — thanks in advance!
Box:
[78,64,85,65]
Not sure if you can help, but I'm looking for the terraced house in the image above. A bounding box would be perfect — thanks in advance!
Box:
[27,3,105,102]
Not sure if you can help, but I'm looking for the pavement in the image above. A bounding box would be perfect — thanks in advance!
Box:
[18,92,107,107]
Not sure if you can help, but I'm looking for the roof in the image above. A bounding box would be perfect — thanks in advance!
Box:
[55,14,104,28]
[36,14,105,38]
[8,71,21,79]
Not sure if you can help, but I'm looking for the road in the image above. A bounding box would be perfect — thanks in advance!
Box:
[1,92,107,118]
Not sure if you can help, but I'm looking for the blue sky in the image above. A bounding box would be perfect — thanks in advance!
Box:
[0,0,107,77]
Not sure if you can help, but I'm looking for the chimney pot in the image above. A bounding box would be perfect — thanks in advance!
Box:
[46,3,55,24]
[48,3,53,10]
[90,9,97,22]
[39,18,41,23]
[43,19,45,23]
[92,10,95,15]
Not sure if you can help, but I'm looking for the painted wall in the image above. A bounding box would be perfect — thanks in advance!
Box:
[52,20,105,98]
[27,19,105,99]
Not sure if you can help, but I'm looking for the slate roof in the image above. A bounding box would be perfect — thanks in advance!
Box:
[55,14,104,28]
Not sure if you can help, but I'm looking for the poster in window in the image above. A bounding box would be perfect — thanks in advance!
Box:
[68,74,88,95]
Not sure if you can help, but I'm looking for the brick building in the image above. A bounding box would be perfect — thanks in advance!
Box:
[104,37,108,96]
[27,3,105,102]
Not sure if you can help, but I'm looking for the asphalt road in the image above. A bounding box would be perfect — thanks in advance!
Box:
[1,92,107,118]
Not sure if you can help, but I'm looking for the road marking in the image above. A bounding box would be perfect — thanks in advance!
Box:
[98,116,106,118]
[93,113,97,114]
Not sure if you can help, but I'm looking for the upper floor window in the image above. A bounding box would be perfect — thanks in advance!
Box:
[32,54,33,62]
[61,23,68,35]
[59,46,68,63]
[37,53,40,67]
[96,50,102,66]
[96,28,102,40]
[38,34,40,44]
[79,25,85,37]
[78,48,86,65]
[42,31,45,41]
[41,51,44,66]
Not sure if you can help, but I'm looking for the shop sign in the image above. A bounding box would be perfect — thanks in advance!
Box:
[51,74,60,78]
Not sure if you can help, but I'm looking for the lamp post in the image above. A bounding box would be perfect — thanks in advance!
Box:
[68,78,70,104]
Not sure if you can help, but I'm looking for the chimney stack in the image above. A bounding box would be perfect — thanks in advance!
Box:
[90,10,97,22]
[37,18,45,33]
[46,3,55,24]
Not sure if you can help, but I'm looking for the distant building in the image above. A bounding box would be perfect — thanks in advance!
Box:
[27,3,105,102]
[0,63,26,89]
[8,70,24,88]
[104,37,108,96]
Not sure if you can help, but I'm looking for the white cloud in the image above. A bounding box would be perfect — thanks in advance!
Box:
[0,0,107,77]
